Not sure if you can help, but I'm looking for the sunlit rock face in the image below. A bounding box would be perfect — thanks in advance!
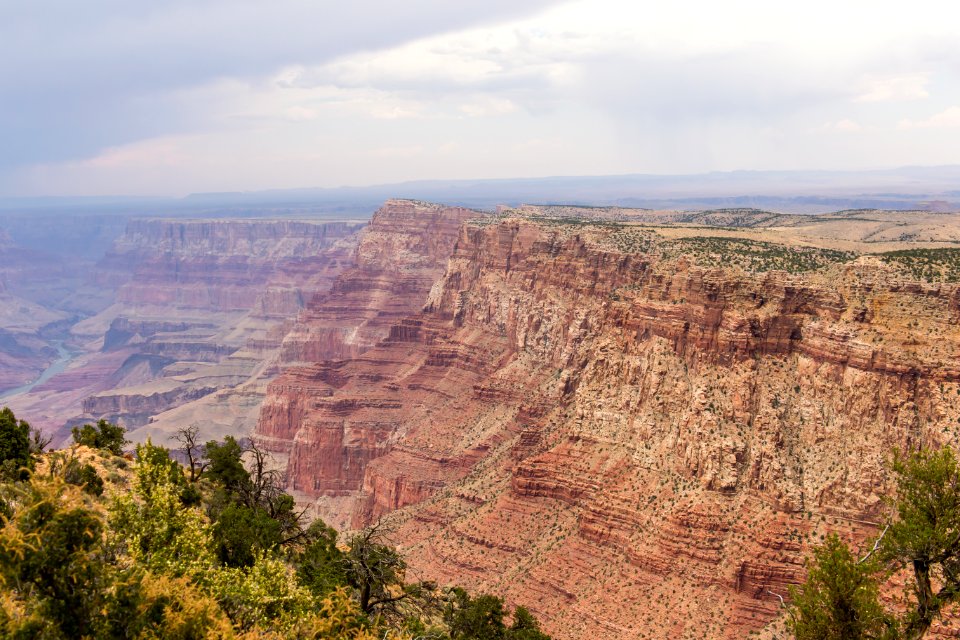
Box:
[257,210,960,639]
[256,199,482,454]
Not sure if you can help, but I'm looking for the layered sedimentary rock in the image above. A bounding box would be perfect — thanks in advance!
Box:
[257,200,482,460]
[96,218,361,315]
[257,210,960,639]
[5,218,363,440]
[275,200,481,365]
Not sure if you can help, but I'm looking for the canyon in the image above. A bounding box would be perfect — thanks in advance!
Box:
[0,216,364,444]
[255,203,960,638]
[2,199,960,638]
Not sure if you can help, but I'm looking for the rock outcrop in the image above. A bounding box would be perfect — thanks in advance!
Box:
[256,200,482,459]
[275,200,481,364]
[256,211,960,639]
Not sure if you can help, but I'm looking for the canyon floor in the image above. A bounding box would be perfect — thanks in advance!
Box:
[3,200,960,638]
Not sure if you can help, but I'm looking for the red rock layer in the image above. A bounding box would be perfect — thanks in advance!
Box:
[256,200,482,455]
[258,215,960,639]
[276,200,481,364]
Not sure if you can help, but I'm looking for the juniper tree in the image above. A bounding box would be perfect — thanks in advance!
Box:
[789,446,960,640]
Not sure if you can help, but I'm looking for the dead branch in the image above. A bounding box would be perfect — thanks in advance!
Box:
[858,524,890,565]
[767,589,785,607]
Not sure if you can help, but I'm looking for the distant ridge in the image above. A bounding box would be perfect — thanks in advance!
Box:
[2,165,959,215]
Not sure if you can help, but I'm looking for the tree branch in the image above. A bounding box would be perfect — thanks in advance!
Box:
[858,524,889,565]
[767,589,785,608]
[368,592,409,609]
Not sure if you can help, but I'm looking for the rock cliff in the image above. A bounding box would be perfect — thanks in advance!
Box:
[275,200,481,364]
[256,200,482,460]
[5,218,363,441]
[97,218,361,315]
[256,209,960,639]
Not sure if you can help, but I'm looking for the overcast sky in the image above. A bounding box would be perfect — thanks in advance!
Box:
[2,0,959,196]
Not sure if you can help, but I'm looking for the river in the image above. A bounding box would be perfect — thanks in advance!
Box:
[0,341,77,400]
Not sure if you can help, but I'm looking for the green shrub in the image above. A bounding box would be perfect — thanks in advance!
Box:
[71,419,128,455]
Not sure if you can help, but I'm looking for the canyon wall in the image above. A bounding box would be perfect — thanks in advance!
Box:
[256,200,482,461]
[0,229,76,393]
[257,214,960,638]
[4,217,363,441]
[275,200,481,365]
[95,218,361,314]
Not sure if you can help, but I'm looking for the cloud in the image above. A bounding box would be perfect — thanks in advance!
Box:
[855,73,931,102]
[282,106,319,122]
[814,119,865,133]
[899,106,960,129]
[0,0,562,169]
[458,97,518,117]
[5,0,960,196]
[367,145,425,159]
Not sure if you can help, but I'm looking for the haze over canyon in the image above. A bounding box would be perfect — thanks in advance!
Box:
[3,180,960,637]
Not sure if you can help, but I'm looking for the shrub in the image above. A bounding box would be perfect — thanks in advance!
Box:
[71,419,129,455]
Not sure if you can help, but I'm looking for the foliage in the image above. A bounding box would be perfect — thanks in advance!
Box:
[46,448,105,496]
[0,428,552,639]
[257,588,384,640]
[343,522,410,617]
[63,459,104,496]
[0,477,235,639]
[877,248,960,283]
[508,606,551,640]
[0,478,106,637]
[71,418,129,455]
[789,446,960,640]
[444,589,551,640]
[104,571,235,639]
[202,436,305,566]
[296,520,349,597]
[446,590,507,640]
[882,447,960,639]
[109,440,215,577]
[787,534,895,640]
[662,237,856,274]
[210,551,316,632]
[0,407,34,480]
[205,436,249,494]
[213,502,282,567]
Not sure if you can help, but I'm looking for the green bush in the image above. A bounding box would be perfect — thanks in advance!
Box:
[71,419,128,455]
[0,407,33,480]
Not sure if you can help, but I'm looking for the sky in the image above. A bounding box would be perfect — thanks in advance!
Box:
[2,0,960,197]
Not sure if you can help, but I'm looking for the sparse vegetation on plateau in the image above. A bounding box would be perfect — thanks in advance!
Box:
[877,248,960,282]
[661,237,856,274]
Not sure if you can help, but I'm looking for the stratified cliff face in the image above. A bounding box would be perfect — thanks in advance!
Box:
[96,219,361,316]
[6,218,362,440]
[257,214,960,639]
[275,200,481,364]
[256,200,482,460]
